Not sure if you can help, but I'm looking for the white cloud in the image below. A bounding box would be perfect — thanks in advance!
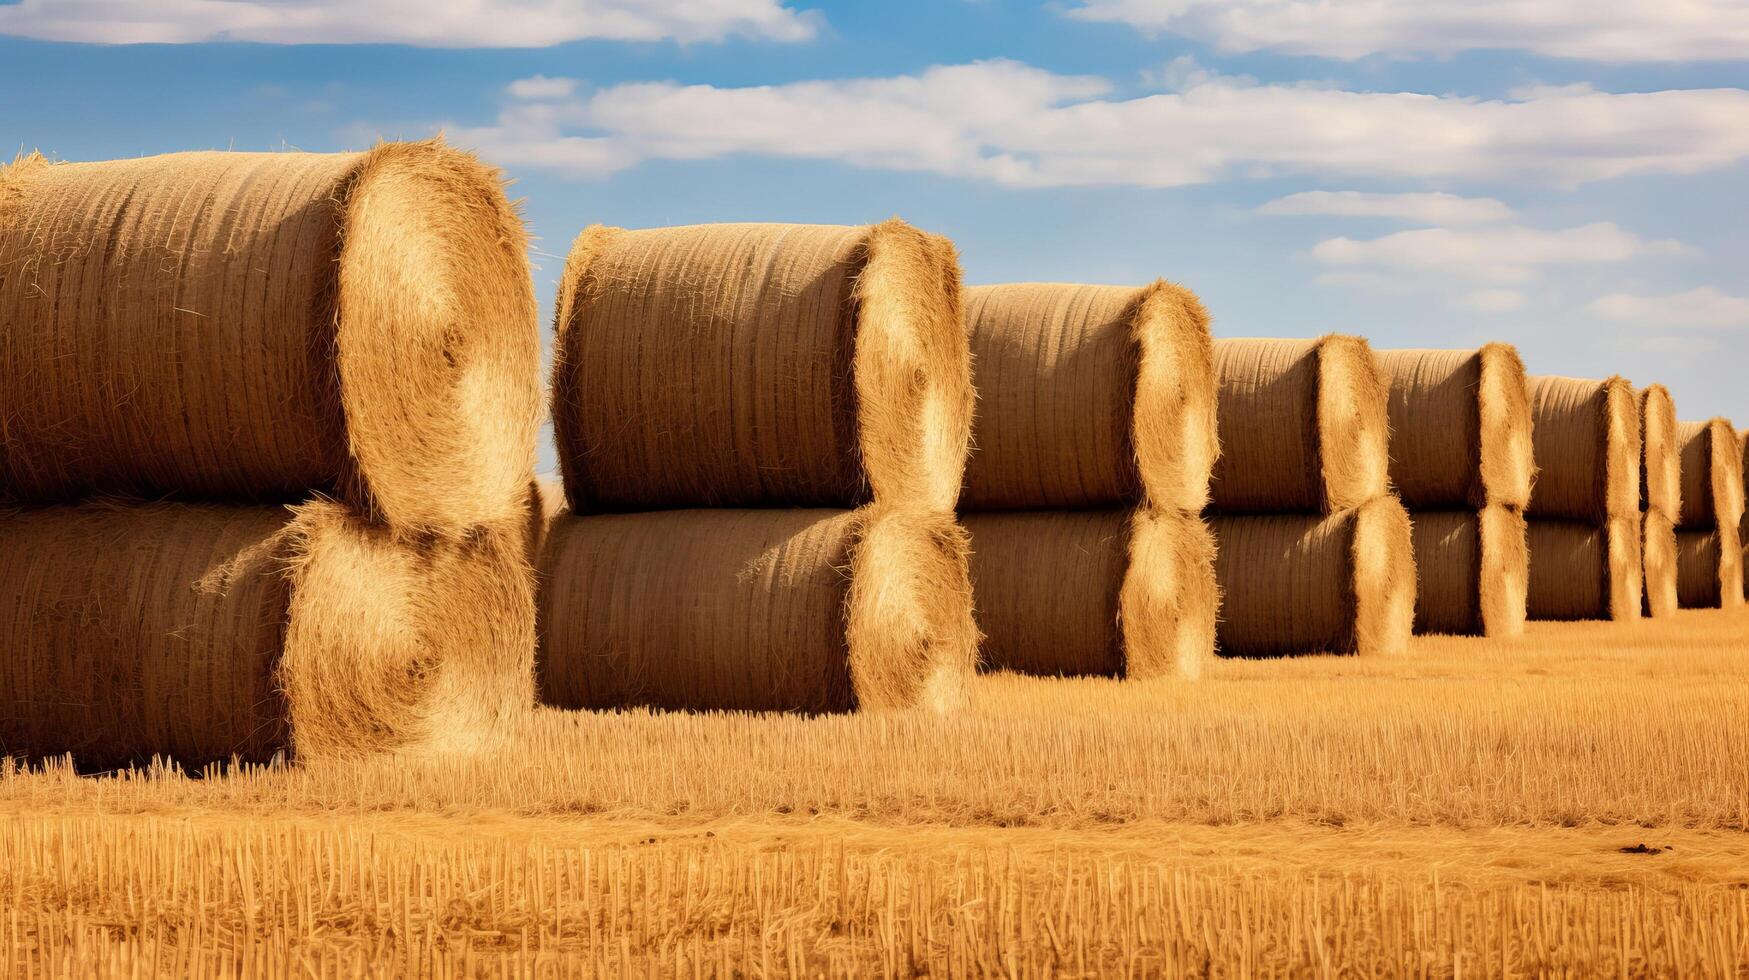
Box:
[507,76,578,100]
[1311,223,1692,284]
[1066,0,1749,62]
[1589,287,1749,328]
[0,0,819,46]
[1258,191,1515,224]
[1459,289,1528,313]
[437,61,1749,189]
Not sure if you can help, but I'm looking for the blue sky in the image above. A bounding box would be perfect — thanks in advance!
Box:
[4,1,1746,472]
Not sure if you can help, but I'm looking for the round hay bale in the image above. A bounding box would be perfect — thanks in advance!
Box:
[536,506,976,714]
[1526,376,1639,524]
[1526,516,1642,622]
[1639,385,1681,521]
[960,281,1217,512]
[1642,508,1680,618]
[1210,496,1415,657]
[1210,335,1390,514]
[1674,530,1737,609]
[0,142,541,534]
[1375,344,1533,510]
[552,221,971,512]
[963,508,1216,681]
[1673,419,1745,608]
[0,501,535,770]
[1408,506,1528,638]
[1743,429,1749,603]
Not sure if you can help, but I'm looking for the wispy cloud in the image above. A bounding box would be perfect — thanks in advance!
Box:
[1590,287,1749,329]
[0,0,820,46]
[1258,191,1515,224]
[1311,223,1692,284]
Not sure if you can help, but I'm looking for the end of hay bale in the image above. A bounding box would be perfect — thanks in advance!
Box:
[1642,508,1679,618]
[1477,344,1535,510]
[1315,334,1393,512]
[1479,504,1529,638]
[847,504,980,713]
[1122,508,1219,680]
[278,501,536,759]
[0,150,48,209]
[1601,377,1642,523]
[1131,281,1220,512]
[1639,385,1681,519]
[1352,496,1416,657]
[1606,513,1644,622]
[550,224,626,513]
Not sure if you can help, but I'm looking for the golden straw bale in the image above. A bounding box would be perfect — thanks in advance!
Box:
[1526,376,1639,523]
[0,142,540,533]
[963,509,1216,681]
[1673,419,1745,608]
[1526,517,1642,622]
[1642,508,1680,618]
[1210,336,1390,514]
[0,501,534,769]
[552,221,971,511]
[537,506,976,714]
[1743,429,1749,602]
[1375,345,1533,510]
[1209,496,1415,657]
[1674,530,1741,610]
[960,281,1217,512]
[1408,506,1528,638]
[1639,385,1681,520]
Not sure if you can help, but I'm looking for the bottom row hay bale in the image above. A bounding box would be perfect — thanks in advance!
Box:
[536,506,977,715]
[961,509,1217,681]
[1642,509,1679,618]
[1209,497,1415,658]
[1525,518,1642,622]
[1408,506,1528,638]
[1674,419,1745,610]
[1676,531,1744,610]
[0,501,534,770]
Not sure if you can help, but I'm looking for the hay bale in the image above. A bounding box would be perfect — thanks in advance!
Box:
[1642,508,1680,618]
[963,509,1216,680]
[1408,506,1528,638]
[536,506,976,714]
[1375,345,1533,510]
[1673,419,1745,608]
[1210,496,1415,657]
[960,281,1217,512]
[1210,336,1389,514]
[552,221,971,512]
[1526,376,1639,523]
[1639,385,1681,520]
[1525,517,1642,621]
[1743,429,1749,603]
[0,142,540,534]
[0,501,535,769]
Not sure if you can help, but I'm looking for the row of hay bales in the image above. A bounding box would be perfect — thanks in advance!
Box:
[1,143,1744,767]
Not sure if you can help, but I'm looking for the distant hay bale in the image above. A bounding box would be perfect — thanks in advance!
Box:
[1743,430,1749,603]
[1375,345,1533,510]
[1210,496,1415,657]
[1409,506,1528,637]
[1525,517,1642,621]
[1210,336,1390,514]
[1642,509,1680,618]
[536,506,976,714]
[1526,376,1639,523]
[552,221,971,512]
[0,501,535,770]
[0,142,540,534]
[963,509,1216,680]
[960,281,1218,512]
[1673,419,1745,608]
[1639,386,1681,519]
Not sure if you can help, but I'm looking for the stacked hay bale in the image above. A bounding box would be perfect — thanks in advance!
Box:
[540,222,978,714]
[1638,386,1682,617]
[957,282,1220,680]
[1524,376,1642,621]
[1375,346,1533,637]
[0,142,542,768]
[1673,419,1745,609]
[1207,337,1416,657]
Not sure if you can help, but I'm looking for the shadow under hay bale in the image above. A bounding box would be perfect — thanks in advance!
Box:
[1673,419,1745,609]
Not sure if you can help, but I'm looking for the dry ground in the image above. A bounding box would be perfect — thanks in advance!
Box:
[3,608,1747,976]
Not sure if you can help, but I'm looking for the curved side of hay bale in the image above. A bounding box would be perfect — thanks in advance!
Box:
[962,281,1217,512]
[1527,376,1640,524]
[0,143,539,533]
[1122,509,1220,679]
[1675,531,1727,609]
[1673,419,1745,608]
[1642,508,1680,618]
[1408,507,1527,638]
[1211,496,1413,657]
[1526,516,1641,622]
[536,506,975,714]
[552,221,971,512]
[1211,336,1389,514]
[1639,385,1681,521]
[1377,346,1532,510]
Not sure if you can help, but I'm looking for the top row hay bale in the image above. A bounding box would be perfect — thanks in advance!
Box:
[960,281,1217,512]
[552,221,972,513]
[1525,375,1640,523]
[1209,335,1390,515]
[1639,385,1681,519]
[0,142,541,535]
[1676,418,1745,532]
[1375,345,1534,511]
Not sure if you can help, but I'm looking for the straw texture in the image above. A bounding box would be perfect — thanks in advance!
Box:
[1642,508,1680,619]
[1408,506,1528,638]
[552,221,971,512]
[0,501,534,769]
[1526,376,1639,523]
[960,281,1217,512]
[1639,386,1681,520]
[1525,517,1642,622]
[963,509,1216,680]
[536,506,976,714]
[1743,430,1749,603]
[1672,419,1744,608]
[1210,336,1390,514]
[1210,496,1414,657]
[1376,345,1534,510]
[0,142,540,534]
